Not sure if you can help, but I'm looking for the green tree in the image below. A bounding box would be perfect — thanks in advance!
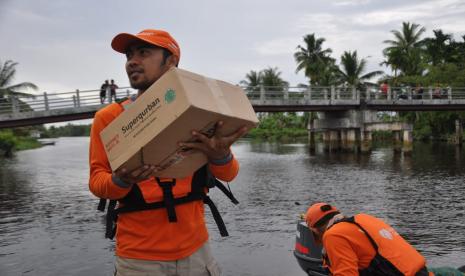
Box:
[261,67,289,91]
[294,34,334,85]
[338,51,383,87]
[380,47,404,84]
[383,22,426,77]
[0,60,38,114]
[239,70,262,93]
[423,29,453,66]
[0,60,38,99]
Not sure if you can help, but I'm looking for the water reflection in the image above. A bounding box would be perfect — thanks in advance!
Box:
[0,138,464,276]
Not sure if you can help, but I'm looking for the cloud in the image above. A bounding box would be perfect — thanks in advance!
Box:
[332,0,371,6]
[353,0,465,26]
[255,37,301,56]
[2,0,465,94]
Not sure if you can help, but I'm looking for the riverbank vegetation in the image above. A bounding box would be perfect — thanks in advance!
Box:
[248,113,309,141]
[0,129,41,157]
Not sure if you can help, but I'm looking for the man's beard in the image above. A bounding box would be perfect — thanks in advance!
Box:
[129,79,152,91]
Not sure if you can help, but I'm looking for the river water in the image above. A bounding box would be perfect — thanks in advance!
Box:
[0,137,464,276]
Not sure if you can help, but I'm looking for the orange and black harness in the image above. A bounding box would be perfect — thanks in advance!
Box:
[97,165,239,239]
[324,217,429,276]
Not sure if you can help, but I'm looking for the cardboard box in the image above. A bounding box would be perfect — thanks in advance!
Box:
[100,67,258,178]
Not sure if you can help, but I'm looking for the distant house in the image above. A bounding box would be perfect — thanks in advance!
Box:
[30,130,41,138]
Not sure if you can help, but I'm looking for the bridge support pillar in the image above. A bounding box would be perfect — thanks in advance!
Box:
[393,131,402,153]
[323,131,330,152]
[402,130,413,155]
[347,129,358,153]
[340,129,348,152]
[308,119,316,154]
[329,130,341,152]
[361,130,372,153]
[455,119,463,146]
[323,130,341,152]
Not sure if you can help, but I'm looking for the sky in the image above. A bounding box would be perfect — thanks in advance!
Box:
[1,0,465,96]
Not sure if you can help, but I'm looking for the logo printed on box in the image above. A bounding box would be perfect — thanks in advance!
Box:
[105,134,120,152]
[164,88,176,104]
[121,97,161,137]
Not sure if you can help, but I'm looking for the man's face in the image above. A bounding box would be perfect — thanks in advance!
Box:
[125,42,171,91]
[309,225,325,245]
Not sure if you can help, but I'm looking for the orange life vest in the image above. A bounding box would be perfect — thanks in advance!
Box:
[324,214,428,276]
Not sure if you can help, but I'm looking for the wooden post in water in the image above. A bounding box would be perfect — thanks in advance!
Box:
[327,130,341,152]
[340,129,349,152]
[361,130,372,153]
[455,119,463,146]
[402,130,413,155]
[308,118,315,154]
[347,129,358,153]
[393,131,402,153]
[323,131,331,152]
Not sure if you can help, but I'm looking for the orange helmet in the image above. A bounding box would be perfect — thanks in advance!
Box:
[305,203,339,229]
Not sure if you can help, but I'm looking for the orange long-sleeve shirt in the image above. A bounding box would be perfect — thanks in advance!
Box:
[322,214,427,276]
[89,100,239,261]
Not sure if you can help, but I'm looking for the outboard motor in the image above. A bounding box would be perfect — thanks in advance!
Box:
[294,219,329,276]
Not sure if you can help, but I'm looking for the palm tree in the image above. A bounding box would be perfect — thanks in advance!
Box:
[383,22,426,76]
[294,34,333,85]
[239,70,262,93]
[423,29,452,66]
[260,67,289,92]
[338,51,383,88]
[380,47,403,84]
[0,60,38,113]
[0,60,38,99]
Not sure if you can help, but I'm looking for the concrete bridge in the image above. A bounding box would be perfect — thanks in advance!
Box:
[1,85,465,128]
[1,85,464,154]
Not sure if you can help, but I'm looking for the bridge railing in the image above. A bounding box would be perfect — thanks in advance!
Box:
[0,87,136,115]
[2,85,465,117]
[364,86,465,100]
[244,86,360,101]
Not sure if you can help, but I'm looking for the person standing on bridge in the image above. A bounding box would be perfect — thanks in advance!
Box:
[380,80,389,98]
[88,28,248,276]
[100,79,109,104]
[109,79,118,103]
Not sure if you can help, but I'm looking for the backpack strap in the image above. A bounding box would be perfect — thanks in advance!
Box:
[156,178,177,222]
[337,216,379,252]
[214,179,239,205]
[204,195,229,236]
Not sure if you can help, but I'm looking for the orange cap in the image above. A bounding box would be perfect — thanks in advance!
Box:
[111,29,180,61]
[305,203,339,229]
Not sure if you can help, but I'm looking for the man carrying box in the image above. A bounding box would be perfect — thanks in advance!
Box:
[89,28,248,276]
